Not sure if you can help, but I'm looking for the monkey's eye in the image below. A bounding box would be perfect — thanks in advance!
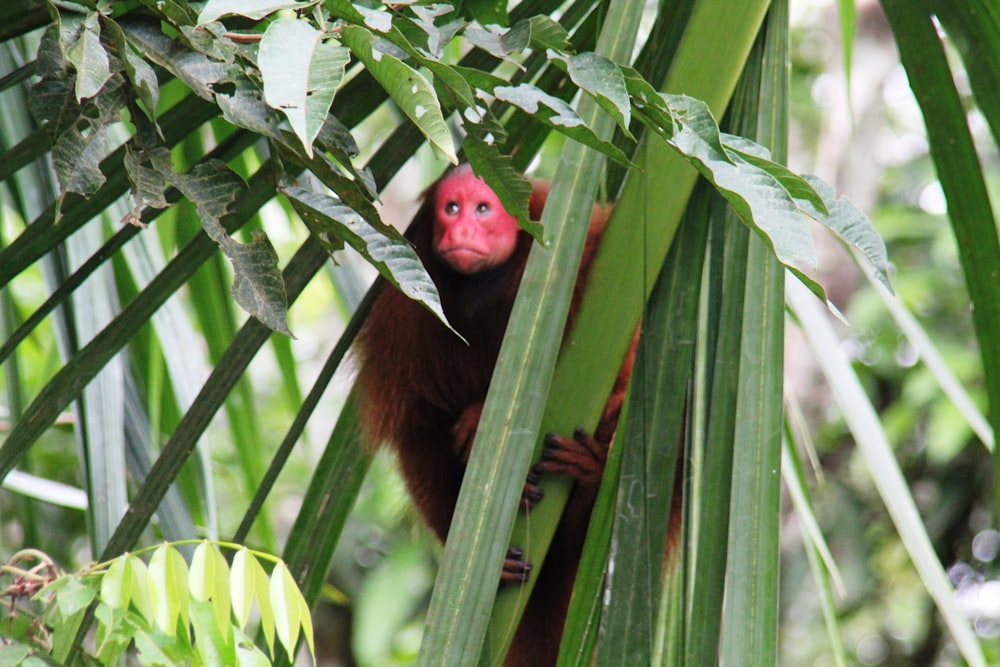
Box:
[475,202,491,215]
[444,201,460,216]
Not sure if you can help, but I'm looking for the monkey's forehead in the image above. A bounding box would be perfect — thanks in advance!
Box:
[435,170,498,202]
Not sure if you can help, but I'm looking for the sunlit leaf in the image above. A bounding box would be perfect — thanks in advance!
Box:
[190,598,237,666]
[149,543,190,637]
[259,19,350,157]
[548,50,632,138]
[464,22,529,59]
[269,561,303,655]
[494,84,636,166]
[198,0,307,24]
[100,555,132,610]
[128,555,155,628]
[340,25,456,162]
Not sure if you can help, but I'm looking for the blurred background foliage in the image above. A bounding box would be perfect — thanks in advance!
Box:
[781,2,998,665]
[1,0,998,665]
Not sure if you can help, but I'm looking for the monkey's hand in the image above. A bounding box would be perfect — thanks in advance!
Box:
[454,404,547,511]
[534,427,608,492]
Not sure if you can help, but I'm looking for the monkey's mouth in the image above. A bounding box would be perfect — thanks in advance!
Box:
[440,246,489,274]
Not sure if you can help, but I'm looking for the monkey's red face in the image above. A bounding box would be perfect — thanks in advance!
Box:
[432,169,520,275]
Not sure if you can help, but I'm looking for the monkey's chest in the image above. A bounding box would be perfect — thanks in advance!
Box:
[416,329,502,416]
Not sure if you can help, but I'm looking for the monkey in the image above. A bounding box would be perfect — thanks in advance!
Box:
[353,163,635,666]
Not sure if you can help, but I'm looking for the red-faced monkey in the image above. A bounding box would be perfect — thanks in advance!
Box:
[354,164,634,665]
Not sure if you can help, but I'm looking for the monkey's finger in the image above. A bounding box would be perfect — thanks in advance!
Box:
[521,469,545,510]
[500,547,532,585]
[536,429,606,483]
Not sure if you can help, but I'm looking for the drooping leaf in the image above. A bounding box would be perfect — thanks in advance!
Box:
[148,543,190,638]
[189,542,233,644]
[463,21,530,59]
[802,175,893,293]
[526,16,572,52]
[494,84,637,166]
[67,12,112,101]
[269,561,304,657]
[259,19,350,157]
[548,50,632,138]
[103,16,160,120]
[720,134,824,211]
[284,184,460,338]
[100,555,133,611]
[340,25,456,163]
[631,90,825,298]
[148,148,293,336]
[198,0,307,24]
[462,136,540,238]
[120,14,228,101]
[127,555,155,629]
[229,548,271,640]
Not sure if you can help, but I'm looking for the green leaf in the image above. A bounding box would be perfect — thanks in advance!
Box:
[722,134,826,212]
[494,84,637,166]
[42,577,95,663]
[410,4,464,58]
[119,14,228,101]
[225,229,294,337]
[133,625,192,666]
[124,145,170,211]
[802,175,892,293]
[128,554,156,629]
[655,93,824,297]
[190,598,238,667]
[461,140,540,239]
[463,22,529,59]
[269,561,303,657]
[230,548,272,635]
[526,16,571,52]
[103,16,159,120]
[215,71,286,141]
[548,50,633,138]
[101,554,133,610]
[234,625,273,667]
[67,12,112,101]
[94,603,132,665]
[198,0,307,24]
[189,542,232,639]
[147,149,293,336]
[259,19,350,157]
[340,25,456,163]
[149,543,190,637]
[464,0,508,27]
[0,645,29,666]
